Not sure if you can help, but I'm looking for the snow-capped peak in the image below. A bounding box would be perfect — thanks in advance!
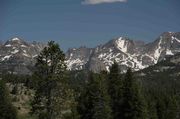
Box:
[4,37,28,47]
[168,31,174,34]
[11,37,20,41]
[115,37,128,52]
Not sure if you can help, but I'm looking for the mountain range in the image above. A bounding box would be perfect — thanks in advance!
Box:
[0,32,180,74]
[66,32,180,72]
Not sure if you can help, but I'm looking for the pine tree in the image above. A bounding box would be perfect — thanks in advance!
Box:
[108,62,123,119]
[156,94,178,119]
[93,73,112,119]
[166,96,178,119]
[146,97,158,119]
[77,72,112,119]
[31,41,77,119]
[0,80,17,119]
[147,101,158,119]
[122,68,147,119]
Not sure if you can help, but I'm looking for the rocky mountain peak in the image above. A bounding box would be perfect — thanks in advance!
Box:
[114,37,130,53]
[66,47,93,70]
[4,37,29,48]
[0,38,46,74]
[66,32,180,72]
[10,37,21,41]
[159,32,180,43]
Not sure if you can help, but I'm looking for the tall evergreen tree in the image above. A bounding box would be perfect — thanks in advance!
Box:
[0,80,17,119]
[165,96,178,119]
[146,96,158,119]
[147,101,158,119]
[108,62,123,119]
[93,73,112,119]
[156,95,178,119]
[122,68,147,119]
[77,72,112,119]
[31,41,77,119]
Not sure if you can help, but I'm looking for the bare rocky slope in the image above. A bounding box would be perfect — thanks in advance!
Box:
[0,38,46,74]
[66,32,180,72]
[0,32,180,74]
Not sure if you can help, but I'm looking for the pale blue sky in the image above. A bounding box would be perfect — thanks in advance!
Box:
[0,0,180,51]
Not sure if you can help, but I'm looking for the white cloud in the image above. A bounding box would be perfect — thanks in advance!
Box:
[82,0,127,5]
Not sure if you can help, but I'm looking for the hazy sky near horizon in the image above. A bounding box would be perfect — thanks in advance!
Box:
[0,0,180,51]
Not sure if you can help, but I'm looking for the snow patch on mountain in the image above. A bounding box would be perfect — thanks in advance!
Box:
[66,58,85,70]
[154,37,163,63]
[0,37,46,74]
[5,44,12,47]
[21,45,27,47]
[172,36,180,43]
[1,55,12,61]
[115,37,128,52]
[12,37,20,41]
[23,53,30,57]
[66,32,180,72]
[11,49,19,54]
[166,49,174,55]
[23,50,27,53]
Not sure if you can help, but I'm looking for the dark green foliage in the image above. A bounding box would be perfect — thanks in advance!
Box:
[138,57,180,119]
[156,95,178,119]
[122,68,147,119]
[166,96,178,119]
[0,80,17,119]
[156,97,166,119]
[145,89,158,119]
[76,64,180,119]
[147,101,158,119]
[92,73,112,119]
[108,62,123,119]
[68,70,89,95]
[77,72,112,119]
[31,41,77,119]
[144,81,179,119]
[35,41,66,78]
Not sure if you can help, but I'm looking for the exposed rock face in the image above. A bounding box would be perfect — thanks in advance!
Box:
[1,32,180,74]
[0,38,46,74]
[66,47,93,70]
[66,32,180,72]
